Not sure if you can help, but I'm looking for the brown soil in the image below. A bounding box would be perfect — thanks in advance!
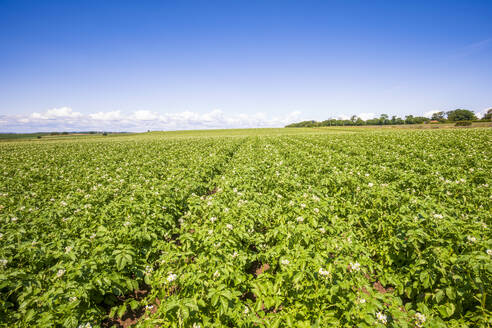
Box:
[207,187,218,195]
[248,261,270,277]
[373,281,394,294]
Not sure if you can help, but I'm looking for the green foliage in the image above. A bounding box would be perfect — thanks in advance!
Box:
[455,121,472,127]
[482,108,492,120]
[287,114,432,127]
[446,109,477,122]
[431,111,446,122]
[0,128,491,327]
[484,108,492,120]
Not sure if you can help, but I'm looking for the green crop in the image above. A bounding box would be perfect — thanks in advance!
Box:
[0,128,491,327]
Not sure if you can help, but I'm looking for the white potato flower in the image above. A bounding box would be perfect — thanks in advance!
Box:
[349,262,361,272]
[376,311,387,324]
[415,312,426,327]
[167,273,177,282]
[78,324,92,328]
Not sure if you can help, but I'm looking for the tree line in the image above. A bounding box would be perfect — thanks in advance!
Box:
[286,108,491,128]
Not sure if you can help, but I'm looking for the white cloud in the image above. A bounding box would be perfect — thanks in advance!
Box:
[0,107,303,132]
[46,107,83,118]
[475,108,490,119]
[89,111,122,121]
[25,107,83,122]
[357,112,377,120]
[424,110,440,118]
[132,110,159,121]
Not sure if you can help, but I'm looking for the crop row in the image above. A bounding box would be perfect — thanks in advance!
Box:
[0,137,242,326]
[0,129,491,327]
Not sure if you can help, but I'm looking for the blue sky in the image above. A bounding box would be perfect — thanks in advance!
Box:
[0,0,491,131]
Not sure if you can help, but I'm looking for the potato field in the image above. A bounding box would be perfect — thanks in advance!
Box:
[0,128,491,327]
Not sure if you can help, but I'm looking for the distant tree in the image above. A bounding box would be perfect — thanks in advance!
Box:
[379,114,389,125]
[404,115,414,124]
[414,116,430,124]
[37,135,42,139]
[355,118,365,125]
[431,111,445,121]
[446,109,476,121]
[285,120,317,127]
[483,108,492,120]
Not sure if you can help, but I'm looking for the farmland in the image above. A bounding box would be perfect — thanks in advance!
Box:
[0,128,491,327]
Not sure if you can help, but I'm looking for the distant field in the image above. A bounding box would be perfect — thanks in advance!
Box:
[0,133,48,140]
[0,128,350,142]
[2,122,490,142]
[339,121,492,129]
[0,128,490,327]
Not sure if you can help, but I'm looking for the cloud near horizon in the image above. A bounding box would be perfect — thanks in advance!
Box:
[2,107,488,133]
[424,109,488,119]
[0,107,303,133]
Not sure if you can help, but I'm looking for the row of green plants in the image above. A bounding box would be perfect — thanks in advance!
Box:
[0,128,491,327]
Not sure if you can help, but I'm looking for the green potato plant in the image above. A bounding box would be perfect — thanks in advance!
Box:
[0,129,490,327]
